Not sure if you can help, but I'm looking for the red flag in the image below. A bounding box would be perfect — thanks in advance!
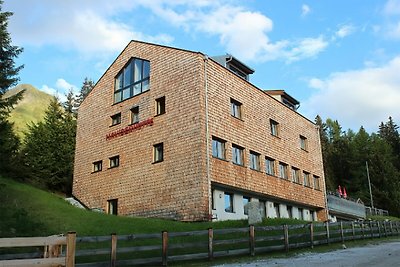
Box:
[343,187,347,198]
[338,185,343,197]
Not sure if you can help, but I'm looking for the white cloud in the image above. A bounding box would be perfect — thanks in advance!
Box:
[285,36,328,63]
[40,79,79,102]
[4,0,173,55]
[301,4,311,17]
[387,21,400,39]
[303,56,400,131]
[383,0,400,15]
[335,24,356,38]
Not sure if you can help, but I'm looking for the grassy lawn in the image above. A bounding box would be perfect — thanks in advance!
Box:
[0,176,307,238]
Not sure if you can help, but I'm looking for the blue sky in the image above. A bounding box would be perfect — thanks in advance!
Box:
[4,0,400,132]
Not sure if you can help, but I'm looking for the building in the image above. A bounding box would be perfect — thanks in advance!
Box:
[72,40,327,222]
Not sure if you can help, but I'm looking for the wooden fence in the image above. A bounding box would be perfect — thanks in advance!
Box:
[1,221,399,266]
[0,232,76,267]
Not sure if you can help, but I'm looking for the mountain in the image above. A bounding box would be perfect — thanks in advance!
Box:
[4,84,53,138]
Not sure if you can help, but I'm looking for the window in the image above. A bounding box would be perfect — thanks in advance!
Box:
[230,98,242,119]
[153,143,164,163]
[109,155,120,168]
[243,196,250,215]
[93,160,102,172]
[274,203,280,218]
[155,96,165,115]
[108,199,118,215]
[287,206,293,218]
[300,135,308,151]
[303,171,310,187]
[270,119,279,137]
[298,208,304,220]
[249,151,260,171]
[114,58,150,103]
[265,157,275,176]
[292,167,300,183]
[131,106,139,124]
[259,200,266,218]
[314,175,321,190]
[111,113,121,126]
[278,162,288,179]
[212,137,226,160]
[224,193,234,213]
[232,144,244,166]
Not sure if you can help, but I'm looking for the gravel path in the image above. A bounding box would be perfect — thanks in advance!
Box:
[213,241,400,267]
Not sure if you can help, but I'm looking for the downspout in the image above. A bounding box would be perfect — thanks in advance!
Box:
[204,55,212,220]
[317,125,329,221]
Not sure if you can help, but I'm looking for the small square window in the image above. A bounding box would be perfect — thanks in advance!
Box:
[291,167,300,183]
[270,119,279,137]
[109,155,120,168]
[249,151,260,171]
[232,144,244,166]
[303,171,310,187]
[153,143,164,163]
[278,162,288,179]
[313,175,321,190]
[131,106,139,124]
[224,193,234,213]
[212,137,226,160]
[300,135,308,151]
[111,113,121,126]
[230,98,242,119]
[155,96,165,115]
[93,160,102,172]
[265,157,275,176]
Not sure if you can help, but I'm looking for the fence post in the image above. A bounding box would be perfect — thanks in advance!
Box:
[340,222,344,244]
[351,222,355,241]
[369,221,373,238]
[390,221,393,236]
[383,221,387,237]
[162,231,168,266]
[208,228,213,261]
[249,225,255,256]
[66,232,76,267]
[309,223,314,249]
[283,224,289,252]
[110,233,117,267]
[361,222,365,239]
[325,221,330,245]
[377,221,381,238]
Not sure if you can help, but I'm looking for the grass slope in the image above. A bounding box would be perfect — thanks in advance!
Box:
[4,84,53,139]
[0,176,307,238]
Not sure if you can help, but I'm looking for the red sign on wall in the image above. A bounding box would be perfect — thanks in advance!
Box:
[106,117,154,140]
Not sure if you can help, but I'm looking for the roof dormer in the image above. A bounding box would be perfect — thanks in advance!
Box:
[211,54,254,81]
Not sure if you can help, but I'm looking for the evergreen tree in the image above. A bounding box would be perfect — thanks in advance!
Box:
[0,1,24,175]
[64,87,78,117]
[75,77,94,109]
[22,98,76,194]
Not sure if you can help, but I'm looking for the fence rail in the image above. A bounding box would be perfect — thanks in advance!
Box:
[1,221,399,266]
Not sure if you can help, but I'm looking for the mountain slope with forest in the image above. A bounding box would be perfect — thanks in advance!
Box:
[4,84,53,138]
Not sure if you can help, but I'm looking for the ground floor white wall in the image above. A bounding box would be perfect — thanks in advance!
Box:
[211,188,318,222]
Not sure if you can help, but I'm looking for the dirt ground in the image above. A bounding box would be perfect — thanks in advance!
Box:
[213,241,400,267]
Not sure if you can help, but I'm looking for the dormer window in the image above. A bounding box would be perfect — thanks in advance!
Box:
[114,58,150,103]
[211,54,254,81]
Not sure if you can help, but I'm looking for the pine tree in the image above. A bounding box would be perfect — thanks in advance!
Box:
[22,98,76,194]
[0,1,24,175]
[75,77,94,110]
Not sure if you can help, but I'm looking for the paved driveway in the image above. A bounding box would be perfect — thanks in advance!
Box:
[214,241,400,267]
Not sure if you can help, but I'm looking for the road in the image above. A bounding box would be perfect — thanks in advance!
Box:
[214,241,400,267]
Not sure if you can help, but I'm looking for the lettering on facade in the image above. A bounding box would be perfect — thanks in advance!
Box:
[106,117,154,140]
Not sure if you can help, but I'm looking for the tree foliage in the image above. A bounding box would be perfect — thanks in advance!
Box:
[21,98,76,194]
[317,115,400,216]
[0,1,23,176]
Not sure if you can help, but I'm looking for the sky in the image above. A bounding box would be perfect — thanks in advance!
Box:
[4,0,400,132]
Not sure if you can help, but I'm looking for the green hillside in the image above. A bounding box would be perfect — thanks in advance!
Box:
[4,84,53,138]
